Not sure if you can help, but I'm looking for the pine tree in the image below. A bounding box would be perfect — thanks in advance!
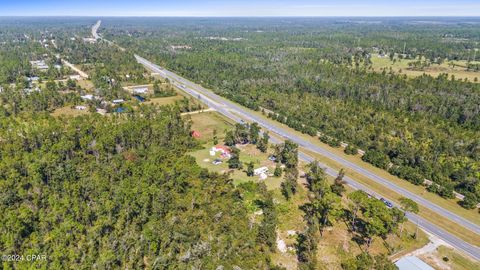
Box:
[212,129,218,145]
[249,122,260,144]
[331,168,346,196]
[281,167,298,200]
[274,163,283,177]
[257,191,277,251]
[228,147,242,169]
[257,132,269,153]
[247,162,254,176]
[224,130,236,146]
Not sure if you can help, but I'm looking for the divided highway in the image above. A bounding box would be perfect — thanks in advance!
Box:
[92,20,101,40]
[134,55,480,261]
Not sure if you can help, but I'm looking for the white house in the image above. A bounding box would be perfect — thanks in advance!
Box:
[254,167,269,176]
[69,75,81,81]
[81,94,94,101]
[30,60,49,70]
[211,145,232,159]
[24,87,41,94]
[113,99,125,104]
[75,105,87,111]
[133,87,148,94]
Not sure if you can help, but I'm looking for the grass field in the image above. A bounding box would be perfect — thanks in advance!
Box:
[190,144,283,190]
[51,106,90,117]
[188,111,233,143]
[420,245,480,270]
[188,111,283,189]
[145,95,184,106]
[371,54,480,82]
[77,79,95,91]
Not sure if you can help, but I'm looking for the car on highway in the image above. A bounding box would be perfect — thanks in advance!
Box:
[380,198,394,208]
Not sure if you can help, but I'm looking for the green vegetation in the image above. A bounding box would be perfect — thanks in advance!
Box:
[0,17,475,269]
[420,246,480,270]
[371,54,480,82]
[108,17,480,209]
[0,106,275,269]
[186,110,426,267]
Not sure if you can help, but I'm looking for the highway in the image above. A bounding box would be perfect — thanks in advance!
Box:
[92,20,101,40]
[92,20,126,51]
[134,55,480,261]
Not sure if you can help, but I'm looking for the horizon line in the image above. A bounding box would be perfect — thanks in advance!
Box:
[1,15,480,18]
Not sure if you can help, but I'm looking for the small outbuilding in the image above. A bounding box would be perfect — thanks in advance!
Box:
[113,99,125,104]
[191,131,201,138]
[395,256,434,270]
[254,167,269,176]
[133,87,149,94]
[81,94,94,100]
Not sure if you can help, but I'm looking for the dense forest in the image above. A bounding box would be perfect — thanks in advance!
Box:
[105,17,480,208]
[0,106,273,269]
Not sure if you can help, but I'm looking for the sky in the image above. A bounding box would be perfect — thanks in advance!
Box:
[1,0,480,17]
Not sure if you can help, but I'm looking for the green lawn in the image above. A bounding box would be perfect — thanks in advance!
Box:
[371,54,480,82]
[189,144,282,190]
[51,106,90,117]
[420,245,480,270]
[145,95,184,106]
[188,111,233,144]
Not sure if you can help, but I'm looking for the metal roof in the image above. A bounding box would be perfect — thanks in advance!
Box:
[395,256,434,270]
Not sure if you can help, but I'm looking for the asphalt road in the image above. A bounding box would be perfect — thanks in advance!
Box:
[134,55,480,260]
[92,20,101,40]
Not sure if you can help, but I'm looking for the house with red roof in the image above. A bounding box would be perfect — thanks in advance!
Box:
[191,130,201,138]
[211,145,232,158]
